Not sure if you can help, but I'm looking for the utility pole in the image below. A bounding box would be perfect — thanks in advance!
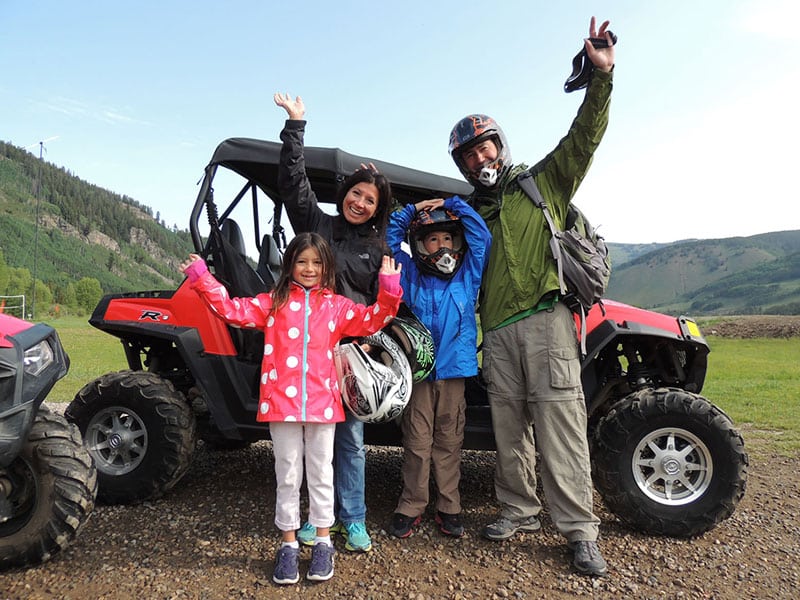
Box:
[31,142,44,320]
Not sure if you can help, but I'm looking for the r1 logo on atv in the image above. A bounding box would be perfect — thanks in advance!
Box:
[140,310,166,321]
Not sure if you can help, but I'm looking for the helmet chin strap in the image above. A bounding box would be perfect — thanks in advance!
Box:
[477,166,498,187]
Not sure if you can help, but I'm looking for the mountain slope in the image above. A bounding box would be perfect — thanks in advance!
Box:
[606,231,800,315]
[0,141,194,300]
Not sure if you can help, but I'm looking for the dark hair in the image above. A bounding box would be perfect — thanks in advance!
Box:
[334,168,392,236]
[271,232,336,313]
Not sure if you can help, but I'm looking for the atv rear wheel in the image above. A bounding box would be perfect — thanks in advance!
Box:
[0,406,97,569]
[592,387,748,537]
[66,371,196,505]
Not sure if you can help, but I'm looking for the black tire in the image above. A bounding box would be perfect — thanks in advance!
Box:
[65,371,197,505]
[0,406,97,569]
[592,387,748,537]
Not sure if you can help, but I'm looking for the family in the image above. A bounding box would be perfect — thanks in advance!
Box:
[180,16,615,585]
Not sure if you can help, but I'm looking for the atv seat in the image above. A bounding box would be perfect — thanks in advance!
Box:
[220,219,247,258]
[256,234,282,290]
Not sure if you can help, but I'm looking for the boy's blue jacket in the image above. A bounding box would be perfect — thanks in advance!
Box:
[386,196,491,380]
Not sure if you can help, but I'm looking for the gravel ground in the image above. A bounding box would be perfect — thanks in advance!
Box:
[2,418,798,600]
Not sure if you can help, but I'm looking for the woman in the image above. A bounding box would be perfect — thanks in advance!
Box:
[273,92,393,553]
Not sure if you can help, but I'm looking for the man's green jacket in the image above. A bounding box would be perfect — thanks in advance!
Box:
[471,69,613,332]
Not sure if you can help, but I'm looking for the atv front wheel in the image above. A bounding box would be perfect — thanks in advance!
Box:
[66,371,197,504]
[592,388,748,537]
[0,406,97,569]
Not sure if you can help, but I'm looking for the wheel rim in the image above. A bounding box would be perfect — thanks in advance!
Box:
[85,406,148,475]
[631,427,713,506]
[0,458,38,535]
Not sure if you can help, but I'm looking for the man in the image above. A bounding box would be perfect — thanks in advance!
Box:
[447,17,615,577]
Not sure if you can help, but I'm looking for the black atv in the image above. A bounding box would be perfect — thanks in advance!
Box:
[65,138,747,537]
[0,312,97,569]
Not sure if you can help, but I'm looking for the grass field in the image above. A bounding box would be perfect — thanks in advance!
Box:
[40,315,800,455]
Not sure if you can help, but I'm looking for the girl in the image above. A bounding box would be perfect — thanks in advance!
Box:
[273,92,393,553]
[180,232,402,585]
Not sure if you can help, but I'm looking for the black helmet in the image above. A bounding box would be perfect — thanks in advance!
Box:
[407,207,466,279]
[384,304,435,383]
[448,114,511,188]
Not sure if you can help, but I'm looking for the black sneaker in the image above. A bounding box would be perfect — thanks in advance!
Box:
[435,511,464,537]
[389,512,421,538]
[569,540,608,577]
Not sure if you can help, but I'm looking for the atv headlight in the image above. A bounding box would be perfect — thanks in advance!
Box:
[23,340,54,377]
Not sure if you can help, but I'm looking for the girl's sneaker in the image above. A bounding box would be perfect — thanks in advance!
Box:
[307,542,335,582]
[272,545,300,585]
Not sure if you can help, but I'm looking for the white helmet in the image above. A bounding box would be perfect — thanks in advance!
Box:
[334,330,412,423]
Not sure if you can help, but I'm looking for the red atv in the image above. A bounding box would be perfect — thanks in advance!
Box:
[65,138,747,537]
[0,312,97,568]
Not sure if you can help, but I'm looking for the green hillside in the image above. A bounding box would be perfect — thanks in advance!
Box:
[606,232,800,315]
[0,141,194,316]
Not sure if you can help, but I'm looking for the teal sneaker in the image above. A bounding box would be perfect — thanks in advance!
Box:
[340,521,372,552]
[296,522,316,547]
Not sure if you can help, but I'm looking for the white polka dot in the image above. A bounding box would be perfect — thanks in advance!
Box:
[363,313,371,322]
[324,378,330,389]
[288,327,300,339]
[383,316,393,324]
[252,298,261,307]
[269,369,278,381]
[234,299,240,310]
[264,344,273,356]
[245,322,256,328]
[286,356,298,368]
[328,320,336,332]
[286,385,298,398]
[284,415,297,422]
[327,350,332,360]
[323,407,334,420]
[267,316,275,328]
[373,305,380,314]
[346,309,355,320]
[259,402,269,414]
[290,301,301,311]
[261,373,269,385]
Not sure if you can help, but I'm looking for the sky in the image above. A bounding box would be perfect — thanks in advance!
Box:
[2,0,798,245]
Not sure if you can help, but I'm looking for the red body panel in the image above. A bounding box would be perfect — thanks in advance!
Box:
[0,312,33,348]
[101,281,238,355]
[582,299,683,337]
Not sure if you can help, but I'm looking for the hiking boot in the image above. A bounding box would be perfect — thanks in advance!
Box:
[482,515,541,541]
[340,521,372,552]
[435,511,464,538]
[389,512,422,538]
[272,545,300,585]
[296,521,316,547]
[307,542,335,582]
[570,540,608,577]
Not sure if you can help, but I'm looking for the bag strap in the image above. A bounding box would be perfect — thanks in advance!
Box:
[516,172,566,297]
[516,171,588,357]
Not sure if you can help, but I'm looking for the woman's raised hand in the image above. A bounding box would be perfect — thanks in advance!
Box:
[273,93,306,120]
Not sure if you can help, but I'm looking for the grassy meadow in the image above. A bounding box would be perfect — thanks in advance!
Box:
[41,315,800,456]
